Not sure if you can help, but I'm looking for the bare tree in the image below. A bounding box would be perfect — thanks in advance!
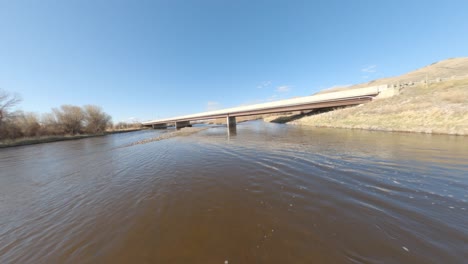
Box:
[0,89,117,141]
[83,105,112,134]
[0,89,21,126]
[0,89,22,139]
[114,121,143,130]
[41,112,61,135]
[53,105,85,134]
[114,122,128,130]
[16,112,41,137]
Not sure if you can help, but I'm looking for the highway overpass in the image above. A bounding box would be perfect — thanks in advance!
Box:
[142,85,389,129]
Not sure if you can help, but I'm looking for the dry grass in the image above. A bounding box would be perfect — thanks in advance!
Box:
[290,78,468,135]
[317,57,468,94]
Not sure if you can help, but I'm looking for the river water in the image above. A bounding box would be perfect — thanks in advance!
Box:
[0,121,467,263]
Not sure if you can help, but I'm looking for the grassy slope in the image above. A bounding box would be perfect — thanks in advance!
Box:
[291,78,468,135]
[316,57,468,94]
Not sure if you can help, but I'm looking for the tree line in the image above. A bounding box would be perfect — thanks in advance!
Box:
[0,89,140,140]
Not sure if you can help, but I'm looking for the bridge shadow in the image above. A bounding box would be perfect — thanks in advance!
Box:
[268,107,347,124]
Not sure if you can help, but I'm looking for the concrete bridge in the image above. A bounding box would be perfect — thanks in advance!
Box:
[142,85,389,129]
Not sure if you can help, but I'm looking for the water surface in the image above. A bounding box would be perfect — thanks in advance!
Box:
[1,121,467,263]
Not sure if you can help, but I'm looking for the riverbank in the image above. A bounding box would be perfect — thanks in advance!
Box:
[0,128,144,148]
[266,78,468,135]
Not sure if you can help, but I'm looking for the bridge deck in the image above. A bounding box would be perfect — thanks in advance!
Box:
[142,85,386,126]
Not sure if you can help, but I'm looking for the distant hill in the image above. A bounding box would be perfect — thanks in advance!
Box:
[266,57,468,135]
[317,57,468,94]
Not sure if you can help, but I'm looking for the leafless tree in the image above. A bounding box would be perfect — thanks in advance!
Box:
[0,89,21,126]
[53,105,85,134]
[0,89,22,139]
[41,112,61,135]
[0,89,117,141]
[83,105,112,134]
[114,122,128,130]
[114,121,143,130]
[16,112,41,137]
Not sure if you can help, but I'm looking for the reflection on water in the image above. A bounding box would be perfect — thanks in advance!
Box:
[0,121,467,263]
[227,126,237,139]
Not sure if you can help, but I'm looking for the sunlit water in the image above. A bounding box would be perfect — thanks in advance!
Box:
[1,121,467,263]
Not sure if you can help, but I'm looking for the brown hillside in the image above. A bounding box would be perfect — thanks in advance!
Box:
[265,57,468,135]
[318,57,468,94]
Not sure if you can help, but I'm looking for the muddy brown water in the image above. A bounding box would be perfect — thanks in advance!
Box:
[1,121,467,263]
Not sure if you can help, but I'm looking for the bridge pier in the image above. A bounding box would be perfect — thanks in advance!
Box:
[152,123,168,129]
[175,121,191,129]
[226,116,236,127]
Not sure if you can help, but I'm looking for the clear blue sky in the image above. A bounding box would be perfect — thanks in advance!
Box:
[1,0,467,122]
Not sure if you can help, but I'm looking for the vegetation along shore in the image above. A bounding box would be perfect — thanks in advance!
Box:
[0,89,143,148]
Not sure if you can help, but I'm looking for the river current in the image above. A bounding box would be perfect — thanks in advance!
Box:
[0,121,467,263]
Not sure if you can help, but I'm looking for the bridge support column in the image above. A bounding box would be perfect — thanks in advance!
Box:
[152,123,168,129]
[175,121,191,129]
[226,116,236,127]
